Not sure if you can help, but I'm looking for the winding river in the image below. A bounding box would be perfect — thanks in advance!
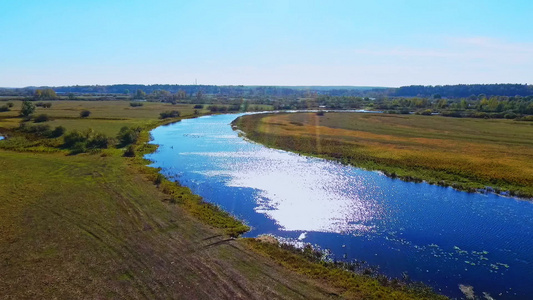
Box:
[146,113,533,299]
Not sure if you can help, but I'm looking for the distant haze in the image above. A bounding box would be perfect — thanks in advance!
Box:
[0,0,531,87]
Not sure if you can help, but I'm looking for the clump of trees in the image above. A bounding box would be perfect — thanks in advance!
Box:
[159,110,180,119]
[18,123,65,138]
[63,129,110,154]
[34,89,58,100]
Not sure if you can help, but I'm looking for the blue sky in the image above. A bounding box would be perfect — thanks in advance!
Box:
[0,0,531,87]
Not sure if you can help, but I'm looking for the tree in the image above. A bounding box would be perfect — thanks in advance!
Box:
[134,89,146,99]
[20,100,35,117]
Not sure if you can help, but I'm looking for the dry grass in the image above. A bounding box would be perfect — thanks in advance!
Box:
[234,112,533,197]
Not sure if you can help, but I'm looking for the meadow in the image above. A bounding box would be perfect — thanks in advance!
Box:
[234,112,533,198]
[0,100,443,299]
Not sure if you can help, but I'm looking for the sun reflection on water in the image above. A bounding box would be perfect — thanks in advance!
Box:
[187,148,382,234]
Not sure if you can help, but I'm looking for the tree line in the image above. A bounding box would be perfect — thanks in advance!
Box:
[2,84,530,99]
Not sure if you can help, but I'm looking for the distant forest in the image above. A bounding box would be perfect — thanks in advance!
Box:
[391,84,532,98]
[0,84,531,98]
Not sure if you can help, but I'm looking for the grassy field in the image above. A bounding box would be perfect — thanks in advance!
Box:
[0,101,444,299]
[234,112,533,198]
[0,100,204,134]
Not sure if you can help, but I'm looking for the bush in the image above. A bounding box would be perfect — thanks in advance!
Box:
[0,105,9,112]
[193,104,204,109]
[6,102,13,108]
[63,130,87,148]
[33,114,50,123]
[416,109,433,116]
[35,102,52,108]
[80,110,91,118]
[504,112,517,119]
[117,126,141,146]
[64,129,110,153]
[159,110,180,119]
[123,145,136,157]
[316,110,325,116]
[516,115,533,122]
[70,142,87,154]
[441,110,463,118]
[49,126,66,138]
[87,133,109,149]
[130,102,144,107]
[19,124,51,136]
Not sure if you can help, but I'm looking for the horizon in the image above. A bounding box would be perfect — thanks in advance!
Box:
[2,83,531,90]
[1,1,531,87]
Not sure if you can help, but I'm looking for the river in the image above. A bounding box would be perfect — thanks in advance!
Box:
[146,113,533,299]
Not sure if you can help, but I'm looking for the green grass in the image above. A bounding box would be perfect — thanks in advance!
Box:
[0,150,342,299]
[0,102,446,299]
[234,112,533,198]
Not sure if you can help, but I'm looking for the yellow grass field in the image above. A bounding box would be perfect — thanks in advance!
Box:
[234,112,533,197]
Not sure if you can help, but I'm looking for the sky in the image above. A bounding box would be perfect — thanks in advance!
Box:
[0,0,531,87]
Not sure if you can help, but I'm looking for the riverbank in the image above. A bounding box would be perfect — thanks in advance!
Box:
[0,102,445,299]
[233,112,533,199]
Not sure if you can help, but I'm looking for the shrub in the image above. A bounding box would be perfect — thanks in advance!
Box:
[49,126,66,138]
[123,145,136,157]
[117,126,141,146]
[154,173,164,185]
[516,115,533,122]
[63,130,87,148]
[19,124,52,137]
[87,133,109,149]
[316,110,325,116]
[417,109,433,116]
[399,108,410,114]
[130,102,144,107]
[504,113,517,119]
[0,105,9,112]
[7,102,13,108]
[70,141,87,154]
[159,110,180,119]
[193,104,204,109]
[33,114,50,123]
[80,110,91,118]
[441,110,463,118]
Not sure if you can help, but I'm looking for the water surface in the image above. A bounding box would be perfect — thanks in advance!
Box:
[147,114,533,299]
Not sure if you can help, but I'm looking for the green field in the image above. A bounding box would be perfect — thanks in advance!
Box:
[0,101,444,299]
[234,112,533,198]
